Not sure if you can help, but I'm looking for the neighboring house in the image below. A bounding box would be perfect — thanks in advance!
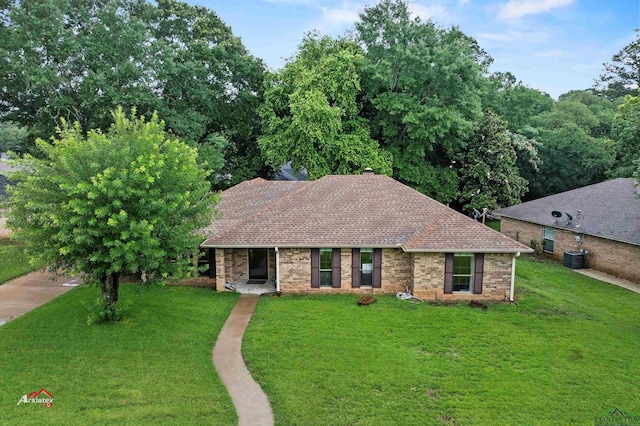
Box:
[199,172,532,301]
[494,178,640,283]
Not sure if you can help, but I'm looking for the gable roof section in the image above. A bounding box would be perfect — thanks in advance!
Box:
[494,178,640,246]
[203,174,530,253]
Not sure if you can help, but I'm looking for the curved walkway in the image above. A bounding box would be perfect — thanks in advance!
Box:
[213,294,274,426]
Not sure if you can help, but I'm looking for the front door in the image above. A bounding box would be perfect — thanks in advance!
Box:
[248,249,268,279]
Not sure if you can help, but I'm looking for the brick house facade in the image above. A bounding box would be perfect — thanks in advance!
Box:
[501,217,640,283]
[495,179,640,284]
[200,174,531,301]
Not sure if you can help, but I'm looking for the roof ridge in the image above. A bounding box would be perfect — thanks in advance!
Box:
[405,210,455,249]
[205,180,317,243]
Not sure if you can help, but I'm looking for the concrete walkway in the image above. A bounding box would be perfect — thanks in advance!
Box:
[0,272,81,325]
[213,294,274,426]
[573,268,640,294]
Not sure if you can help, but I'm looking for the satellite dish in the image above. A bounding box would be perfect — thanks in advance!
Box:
[551,211,562,218]
[565,212,573,221]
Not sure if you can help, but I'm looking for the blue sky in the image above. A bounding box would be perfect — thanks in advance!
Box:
[188,0,638,99]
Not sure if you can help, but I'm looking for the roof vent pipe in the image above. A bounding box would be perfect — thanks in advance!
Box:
[363,167,374,175]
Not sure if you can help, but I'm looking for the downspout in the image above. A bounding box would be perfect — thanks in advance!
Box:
[275,247,280,292]
[510,252,520,302]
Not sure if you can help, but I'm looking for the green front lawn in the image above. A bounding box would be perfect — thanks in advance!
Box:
[244,257,640,425]
[0,240,45,284]
[0,285,239,425]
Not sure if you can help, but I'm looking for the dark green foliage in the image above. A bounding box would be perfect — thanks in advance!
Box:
[596,29,640,100]
[0,122,28,154]
[457,111,528,210]
[610,92,640,178]
[259,34,392,178]
[484,72,554,133]
[0,0,266,183]
[356,0,487,203]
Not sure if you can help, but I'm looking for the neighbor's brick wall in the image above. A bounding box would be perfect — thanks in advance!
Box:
[501,218,640,283]
[412,253,513,301]
[579,234,640,283]
[278,248,410,294]
[501,217,543,247]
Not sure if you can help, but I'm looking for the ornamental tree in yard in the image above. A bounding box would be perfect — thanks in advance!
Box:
[6,108,215,320]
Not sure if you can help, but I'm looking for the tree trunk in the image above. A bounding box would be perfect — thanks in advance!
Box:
[100,272,120,310]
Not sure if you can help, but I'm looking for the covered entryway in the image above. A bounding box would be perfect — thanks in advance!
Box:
[248,249,268,280]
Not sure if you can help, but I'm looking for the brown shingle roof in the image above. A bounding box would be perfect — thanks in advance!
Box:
[202,174,531,253]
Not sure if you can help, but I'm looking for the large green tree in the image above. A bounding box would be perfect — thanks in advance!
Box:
[595,30,640,100]
[259,34,392,178]
[610,92,640,178]
[0,0,266,185]
[355,0,487,203]
[456,111,528,210]
[483,72,554,133]
[6,109,215,318]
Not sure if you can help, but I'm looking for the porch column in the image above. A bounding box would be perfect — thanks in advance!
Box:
[275,247,280,292]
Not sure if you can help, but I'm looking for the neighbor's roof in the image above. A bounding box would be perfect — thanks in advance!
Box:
[202,174,531,253]
[494,178,640,246]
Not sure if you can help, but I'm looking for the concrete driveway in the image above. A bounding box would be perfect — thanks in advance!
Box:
[0,272,81,325]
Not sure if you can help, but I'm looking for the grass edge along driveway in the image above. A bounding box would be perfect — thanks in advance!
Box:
[243,256,640,425]
[0,285,239,425]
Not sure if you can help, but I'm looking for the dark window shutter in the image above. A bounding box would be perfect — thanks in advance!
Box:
[473,253,484,294]
[351,248,361,288]
[444,253,454,294]
[208,248,216,279]
[311,248,320,288]
[332,248,341,288]
[372,248,382,288]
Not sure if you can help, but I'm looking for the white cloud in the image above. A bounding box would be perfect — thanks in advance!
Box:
[320,2,363,26]
[409,3,447,21]
[497,0,574,20]
[459,0,471,5]
[476,28,551,44]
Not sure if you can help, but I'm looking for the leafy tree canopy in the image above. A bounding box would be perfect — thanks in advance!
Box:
[0,0,266,186]
[610,91,640,178]
[595,29,640,100]
[0,121,28,154]
[259,33,392,179]
[456,111,528,210]
[483,72,554,132]
[6,108,215,319]
[356,0,487,203]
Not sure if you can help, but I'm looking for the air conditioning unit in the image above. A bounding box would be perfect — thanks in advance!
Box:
[563,252,585,269]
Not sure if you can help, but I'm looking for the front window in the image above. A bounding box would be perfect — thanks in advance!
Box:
[360,248,373,286]
[543,227,555,253]
[319,248,332,287]
[453,253,474,292]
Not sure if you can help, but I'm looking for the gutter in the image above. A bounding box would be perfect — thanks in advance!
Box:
[510,252,520,303]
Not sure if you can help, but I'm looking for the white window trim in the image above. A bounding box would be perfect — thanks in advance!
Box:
[319,248,333,287]
[452,253,474,293]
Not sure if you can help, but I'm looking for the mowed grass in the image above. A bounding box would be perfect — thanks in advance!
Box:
[244,256,640,425]
[0,240,45,284]
[0,285,239,425]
